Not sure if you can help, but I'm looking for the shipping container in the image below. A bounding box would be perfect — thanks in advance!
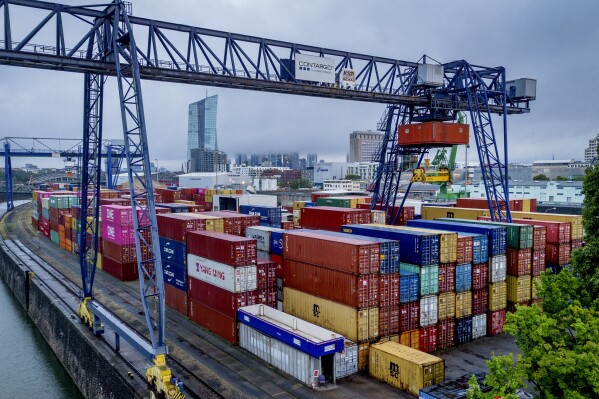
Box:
[400,263,439,296]
[455,291,472,319]
[506,275,532,303]
[503,218,571,244]
[400,272,420,303]
[437,319,455,350]
[283,230,379,274]
[398,329,420,350]
[489,281,507,311]
[283,259,379,308]
[457,234,474,264]
[489,255,507,283]
[361,204,415,226]
[189,277,257,318]
[487,309,506,335]
[379,273,400,307]
[472,262,489,290]
[468,218,534,250]
[399,301,420,332]
[472,287,489,316]
[256,260,277,290]
[455,263,472,292]
[471,314,487,340]
[245,226,283,255]
[467,233,489,265]
[390,225,457,263]
[545,243,571,266]
[164,282,187,315]
[455,316,473,345]
[335,340,360,380]
[156,213,206,242]
[508,211,582,240]
[315,197,354,208]
[357,342,370,371]
[408,219,505,257]
[159,236,186,266]
[369,341,444,396]
[283,287,379,342]
[188,299,237,344]
[437,292,456,321]
[421,206,488,221]
[397,122,469,147]
[102,255,139,281]
[419,325,438,354]
[532,249,545,276]
[438,263,456,294]
[163,260,187,291]
[342,224,440,266]
[187,230,257,267]
[300,206,370,232]
[456,197,521,211]
[239,205,282,224]
[506,248,532,276]
[187,254,257,293]
[379,306,400,336]
[420,295,438,327]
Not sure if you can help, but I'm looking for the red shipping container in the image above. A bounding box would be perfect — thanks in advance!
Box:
[156,214,206,243]
[179,188,198,195]
[458,198,518,211]
[472,262,489,290]
[270,253,283,278]
[507,248,532,276]
[400,301,420,332]
[531,250,545,277]
[398,122,469,147]
[472,288,489,316]
[282,260,379,308]
[187,230,257,266]
[571,239,584,250]
[359,204,415,226]
[300,206,370,232]
[379,273,400,307]
[419,325,438,354]
[379,307,400,336]
[188,277,257,318]
[164,283,188,315]
[188,299,237,344]
[532,226,547,251]
[31,218,39,230]
[487,309,506,336]
[282,230,379,274]
[256,260,277,289]
[102,255,139,281]
[155,188,181,203]
[99,198,129,207]
[281,221,294,230]
[545,243,571,266]
[437,319,455,350]
[438,263,456,293]
[457,235,474,264]
[507,218,570,244]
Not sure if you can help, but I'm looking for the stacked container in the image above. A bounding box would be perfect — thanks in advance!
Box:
[101,205,144,281]
[300,206,370,232]
[239,205,282,228]
[204,211,260,236]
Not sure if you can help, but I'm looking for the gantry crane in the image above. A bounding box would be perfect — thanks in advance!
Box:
[0,1,534,397]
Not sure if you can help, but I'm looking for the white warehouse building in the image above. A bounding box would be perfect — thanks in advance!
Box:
[460,180,584,204]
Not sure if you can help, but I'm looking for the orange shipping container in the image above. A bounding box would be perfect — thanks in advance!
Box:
[397,122,469,147]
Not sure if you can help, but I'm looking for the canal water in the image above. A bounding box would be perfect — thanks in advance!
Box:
[0,197,83,398]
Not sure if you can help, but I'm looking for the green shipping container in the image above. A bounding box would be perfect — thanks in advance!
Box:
[443,218,533,250]
[400,263,439,296]
[50,230,60,244]
[315,197,352,208]
[49,195,79,209]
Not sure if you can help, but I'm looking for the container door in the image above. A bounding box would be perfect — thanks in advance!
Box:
[321,353,335,383]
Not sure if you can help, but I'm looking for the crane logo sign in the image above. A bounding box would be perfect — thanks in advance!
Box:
[295,54,335,84]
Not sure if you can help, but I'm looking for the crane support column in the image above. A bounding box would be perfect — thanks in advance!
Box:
[4,142,13,211]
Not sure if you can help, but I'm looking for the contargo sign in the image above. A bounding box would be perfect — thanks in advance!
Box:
[295,54,335,84]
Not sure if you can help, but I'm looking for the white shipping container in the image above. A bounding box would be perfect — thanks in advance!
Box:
[257,250,270,261]
[335,340,359,380]
[420,295,438,327]
[246,226,270,252]
[277,300,283,312]
[187,253,257,293]
[239,323,321,386]
[371,210,386,224]
[238,194,278,208]
[472,314,487,339]
[489,255,507,283]
[506,78,536,100]
[42,198,50,209]
[416,64,444,87]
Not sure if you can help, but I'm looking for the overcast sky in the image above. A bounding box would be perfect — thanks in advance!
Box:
[1,0,598,170]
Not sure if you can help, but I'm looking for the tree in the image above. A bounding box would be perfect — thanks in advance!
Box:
[555,176,567,181]
[532,174,549,180]
[288,179,312,190]
[344,174,362,180]
[466,355,526,399]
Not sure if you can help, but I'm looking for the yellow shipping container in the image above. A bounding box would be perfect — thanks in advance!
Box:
[399,329,420,350]
[175,200,195,205]
[205,194,213,203]
[293,217,301,227]
[509,211,583,240]
[438,292,456,321]
[397,226,458,263]
[369,341,445,396]
[71,217,78,231]
[358,342,370,371]
[531,276,541,299]
[97,253,103,270]
[283,287,379,342]
[489,281,507,311]
[33,191,39,202]
[421,206,489,221]
[64,214,72,228]
[292,201,307,210]
[507,275,532,303]
[186,213,222,232]
[455,291,472,318]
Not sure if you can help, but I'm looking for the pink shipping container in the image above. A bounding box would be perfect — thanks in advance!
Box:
[300,206,370,232]
[507,248,532,276]
[157,214,206,243]
[379,306,400,336]
[399,301,420,332]
[487,309,507,336]
[545,243,571,266]
[188,277,257,318]
[472,262,489,290]
[102,222,135,245]
[101,205,133,226]
[282,259,379,308]
[419,325,438,353]
[532,250,546,277]
[282,231,379,274]
[438,263,456,293]
[188,299,237,344]
[437,319,455,349]
[187,230,257,267]
[379,273,400,307]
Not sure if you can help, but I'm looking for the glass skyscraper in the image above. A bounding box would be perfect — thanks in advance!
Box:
[188,95,218,162]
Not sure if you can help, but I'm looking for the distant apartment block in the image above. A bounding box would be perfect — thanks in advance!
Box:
[585,133,599,163]
[349,131,383,162]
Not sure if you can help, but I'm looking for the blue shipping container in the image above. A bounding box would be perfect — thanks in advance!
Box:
[162,260,187,291]
[459,233,489,264]
[455,263,472,293]
[342,224,439,265]
[400,271,419,303]
[301,230,400,274]
[159,236,187,266]
[239,205,282,224]
[407,219,506,257]
[456,316,473,345]
[246,226,284,255]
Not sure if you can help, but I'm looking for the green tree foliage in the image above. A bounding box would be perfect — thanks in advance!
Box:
[344,174,362,180]
[581,165,599,240]
[532,174,549,180]
[554,176,567,181]
[466,355,526,399]
[288,179,312,189]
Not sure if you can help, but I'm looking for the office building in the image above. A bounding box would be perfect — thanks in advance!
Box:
[190,148,228,173]
[349,131,384,162]
[307,153,318,168]
[188,95,218,163]
[585,133,599,163]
